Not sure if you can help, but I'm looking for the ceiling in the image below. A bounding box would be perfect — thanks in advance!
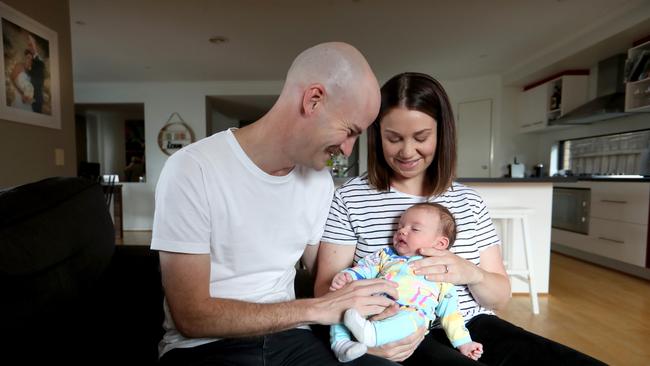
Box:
[69,0,650,88]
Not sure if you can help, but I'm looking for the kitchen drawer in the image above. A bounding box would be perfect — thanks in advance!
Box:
[553,220,648,267]
[588,218,648,267]
[552,227,592,249]
[590,182,650,224]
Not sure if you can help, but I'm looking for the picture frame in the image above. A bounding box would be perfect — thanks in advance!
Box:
[0,2,60,129]
[157,112,195,156]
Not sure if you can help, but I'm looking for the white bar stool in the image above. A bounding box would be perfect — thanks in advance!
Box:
[489,207,539,314]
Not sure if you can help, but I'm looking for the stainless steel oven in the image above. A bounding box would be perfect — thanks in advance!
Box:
[552,187,590,235]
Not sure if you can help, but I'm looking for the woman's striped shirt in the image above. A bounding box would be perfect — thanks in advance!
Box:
[321,174,501,321]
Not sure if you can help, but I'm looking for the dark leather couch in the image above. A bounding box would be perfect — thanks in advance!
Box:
[0,177,163,364]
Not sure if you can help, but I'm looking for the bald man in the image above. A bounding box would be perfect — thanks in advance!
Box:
[152,42,395,365]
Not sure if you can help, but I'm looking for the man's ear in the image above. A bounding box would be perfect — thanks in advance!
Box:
[302,84,325,116]
[433,236,449,250]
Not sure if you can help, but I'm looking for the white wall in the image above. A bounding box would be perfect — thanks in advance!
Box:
[79,74,643,230]
[443,74,537,178]
[76,76,521,229]
[358,74,518,178]
[75,81,282,230]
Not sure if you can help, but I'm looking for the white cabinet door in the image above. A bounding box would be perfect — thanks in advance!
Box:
[519,84,547,132]
[457,99,492,177]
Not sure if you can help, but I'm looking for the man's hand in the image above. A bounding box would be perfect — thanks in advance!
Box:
[311,278,398,324]
[330,272,353,291]
[366,325,426,362]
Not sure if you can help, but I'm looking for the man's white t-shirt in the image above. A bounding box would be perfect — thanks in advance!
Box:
[151,129,334,356]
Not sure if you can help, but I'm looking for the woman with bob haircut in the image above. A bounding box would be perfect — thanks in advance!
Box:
[314,73,605,365]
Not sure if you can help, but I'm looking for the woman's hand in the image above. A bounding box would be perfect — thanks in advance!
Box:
[410,248,484,285]
[412,246,511,310]
[366,325,426,362]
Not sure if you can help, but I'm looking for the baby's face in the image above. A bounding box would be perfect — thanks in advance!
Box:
[393,207,444,256]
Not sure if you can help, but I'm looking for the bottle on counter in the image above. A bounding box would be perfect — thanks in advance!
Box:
[533,164,545,178]
[550,85,561,110]
[508,157,525,178]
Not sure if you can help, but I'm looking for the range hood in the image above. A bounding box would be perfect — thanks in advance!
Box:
[549,54,630,125]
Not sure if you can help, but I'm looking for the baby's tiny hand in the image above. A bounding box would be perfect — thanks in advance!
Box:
[329,272,353,291]
[458,341,483,361]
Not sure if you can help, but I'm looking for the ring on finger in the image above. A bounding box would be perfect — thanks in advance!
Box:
[444,264,449,273]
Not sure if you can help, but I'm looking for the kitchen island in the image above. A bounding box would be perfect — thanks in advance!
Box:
[457,177,577,294]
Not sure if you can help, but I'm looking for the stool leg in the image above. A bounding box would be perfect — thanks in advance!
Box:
[502,219,511,269]
[521,215,539,314]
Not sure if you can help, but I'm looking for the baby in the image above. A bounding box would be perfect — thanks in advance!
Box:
[329,202,483,362]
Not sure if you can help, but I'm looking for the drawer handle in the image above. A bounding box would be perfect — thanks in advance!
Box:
[600,199,627,204]
[598,236,624,244]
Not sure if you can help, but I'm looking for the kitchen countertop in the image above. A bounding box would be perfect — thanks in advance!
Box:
[575,175,650,182]
[334,176,580,186]
[457,177,578,183]
[335,175,650,185]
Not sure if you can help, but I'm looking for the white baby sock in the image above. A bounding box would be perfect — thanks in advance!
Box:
[344,308,377,347]
[332,339,367,363]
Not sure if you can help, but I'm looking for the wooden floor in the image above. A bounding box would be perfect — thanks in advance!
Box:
[123,231,649,365]
[497,252,650,366]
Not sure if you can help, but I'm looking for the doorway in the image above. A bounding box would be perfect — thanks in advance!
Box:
[75,103,146,183]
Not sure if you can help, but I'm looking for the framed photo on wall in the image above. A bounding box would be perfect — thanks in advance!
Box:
[0,2,60,129]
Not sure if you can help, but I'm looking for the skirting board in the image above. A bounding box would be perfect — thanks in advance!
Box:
[552,243,650,281]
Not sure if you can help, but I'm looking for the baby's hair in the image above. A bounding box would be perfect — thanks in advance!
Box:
[408,202,457,247]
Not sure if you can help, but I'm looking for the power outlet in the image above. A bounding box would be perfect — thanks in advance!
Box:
[55,148,64,166]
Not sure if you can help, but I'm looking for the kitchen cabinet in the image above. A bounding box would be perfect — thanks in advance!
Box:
[519,83,546,132]
[518,75,588,133]
[589,217,647,266]
[624,40,650,112]
[552,181,650,275]
[590,181,649,225]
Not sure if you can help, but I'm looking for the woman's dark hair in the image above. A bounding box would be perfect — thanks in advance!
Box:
[367,72,457,197]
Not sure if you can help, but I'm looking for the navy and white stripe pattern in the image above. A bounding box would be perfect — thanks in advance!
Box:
[321,174,501,321]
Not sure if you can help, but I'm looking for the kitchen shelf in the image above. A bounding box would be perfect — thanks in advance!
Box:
[625,40,650,112]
